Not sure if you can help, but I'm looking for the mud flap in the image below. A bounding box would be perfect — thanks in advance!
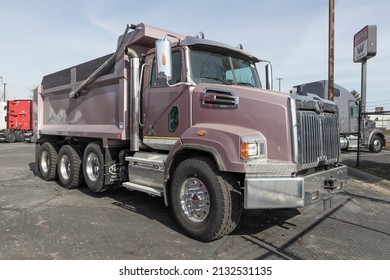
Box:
[104,147,121,188]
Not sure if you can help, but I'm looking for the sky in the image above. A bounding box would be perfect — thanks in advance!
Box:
[1,0,389,111]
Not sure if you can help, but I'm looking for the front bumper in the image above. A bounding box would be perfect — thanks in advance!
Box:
[244,165,347,209]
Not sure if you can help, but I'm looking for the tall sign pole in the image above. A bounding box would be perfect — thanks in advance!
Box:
[353,25,377,166]
[0,77,6,102]
[328,0,335,101]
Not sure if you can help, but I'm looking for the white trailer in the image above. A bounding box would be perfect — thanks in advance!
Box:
[0,102,6,131]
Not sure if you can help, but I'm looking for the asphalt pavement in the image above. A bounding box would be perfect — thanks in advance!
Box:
[0,143,389,260]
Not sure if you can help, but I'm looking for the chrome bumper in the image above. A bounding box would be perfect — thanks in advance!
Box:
[244,165,347,209]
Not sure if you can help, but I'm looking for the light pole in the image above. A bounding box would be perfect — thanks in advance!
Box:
[0,76,3,101]
[276,77,283,92]
[328,0,335,101]
[0,76,6,102]
[2,83,6,102]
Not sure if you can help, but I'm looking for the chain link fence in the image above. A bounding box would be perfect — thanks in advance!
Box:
[341,110,390,181]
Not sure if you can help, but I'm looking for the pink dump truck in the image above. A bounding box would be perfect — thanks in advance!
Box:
[35,23,347,241]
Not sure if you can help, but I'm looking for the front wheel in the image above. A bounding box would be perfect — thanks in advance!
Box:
[369,135,383,153]
[170,157,243,241]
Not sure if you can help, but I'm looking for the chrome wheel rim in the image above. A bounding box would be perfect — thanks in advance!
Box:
[59,154,70,181]
[40,151,49,173]
[179,178,210,222]
[86,152,100,182]
[373,139,381,151]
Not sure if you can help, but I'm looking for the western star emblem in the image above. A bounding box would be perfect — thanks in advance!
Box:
[315,100,325,114]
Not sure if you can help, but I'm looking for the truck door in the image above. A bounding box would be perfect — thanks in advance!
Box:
[141,50,190,150]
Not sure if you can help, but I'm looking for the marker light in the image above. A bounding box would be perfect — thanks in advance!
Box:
[197,129,206,136]
[162,54,166,65]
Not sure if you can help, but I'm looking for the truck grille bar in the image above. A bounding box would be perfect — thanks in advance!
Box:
[200,88,239,109]
[298,111,339,168]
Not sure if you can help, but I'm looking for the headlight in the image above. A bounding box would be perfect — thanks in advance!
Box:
[240,135,266,160]
[241,143,258,159]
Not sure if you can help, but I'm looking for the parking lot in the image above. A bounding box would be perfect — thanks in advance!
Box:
[342,148,390,181]
[1,143,389,259]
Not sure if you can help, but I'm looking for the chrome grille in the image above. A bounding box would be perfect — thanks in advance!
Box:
[298,111,339,168]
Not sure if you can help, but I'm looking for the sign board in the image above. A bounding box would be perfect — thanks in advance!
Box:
[353,25,377,62]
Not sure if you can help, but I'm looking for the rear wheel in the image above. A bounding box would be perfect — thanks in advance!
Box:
[38,142,59,181]
[15,131,25,142]
[83,142,105,192]
[5,131,16,143]
[57,145,83,189]
[170,157,243,241]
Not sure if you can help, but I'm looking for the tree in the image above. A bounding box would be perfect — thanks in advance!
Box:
[351,90,361,104]
[28,86,39,100]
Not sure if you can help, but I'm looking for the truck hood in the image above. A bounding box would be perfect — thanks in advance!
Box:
[192,83,338,163]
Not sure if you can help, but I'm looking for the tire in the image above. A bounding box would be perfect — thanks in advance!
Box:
[15,131,25,142]
[5,131,16,143]
[57,145,83,189]
[38,142,59,181]
[369,135,383,153]
[83,142,105,192]
[340,136,349,151]
[170,157,243,241]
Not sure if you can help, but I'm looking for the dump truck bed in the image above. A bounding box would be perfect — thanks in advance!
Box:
[42,54,115,90]
[36,23,186,146]
[37,57,128,144]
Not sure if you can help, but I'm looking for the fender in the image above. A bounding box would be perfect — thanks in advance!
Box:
[165,123,264,176]
[367,128,386,146]
[162,124,263,206]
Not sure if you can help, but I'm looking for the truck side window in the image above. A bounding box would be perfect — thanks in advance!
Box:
[151,51,182,87]
[350,106,359,117]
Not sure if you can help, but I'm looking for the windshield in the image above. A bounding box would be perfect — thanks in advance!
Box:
[189,46,262,88]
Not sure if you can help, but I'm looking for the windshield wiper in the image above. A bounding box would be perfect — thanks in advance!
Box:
[202,76,229,85]
[237,82,255,87]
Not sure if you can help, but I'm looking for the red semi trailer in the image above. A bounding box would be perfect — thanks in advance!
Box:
[0,99,33,143]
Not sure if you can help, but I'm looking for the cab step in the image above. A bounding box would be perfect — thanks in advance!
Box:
[122,182,163,197]
[123,152,167,197]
